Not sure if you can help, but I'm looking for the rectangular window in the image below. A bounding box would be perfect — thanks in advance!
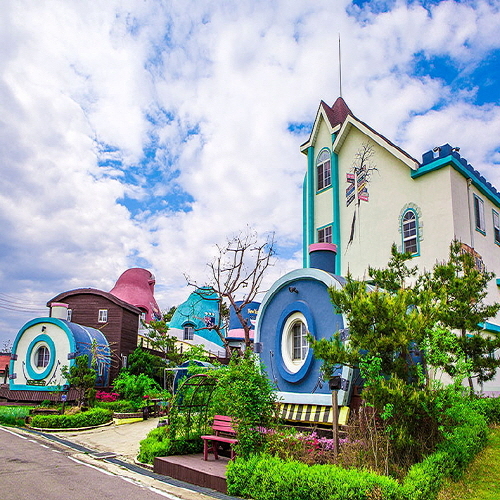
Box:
[67,309,72,322]
[318,226,332,244]
[98,309,108,323]
[292,322,308,361]
[493,210,500,245]
[317,160,331,190]
[183,325,194,340]
[474,195,485,233]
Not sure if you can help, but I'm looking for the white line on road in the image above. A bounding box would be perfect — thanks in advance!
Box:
[67,456,115,476]
[0,426,28,439]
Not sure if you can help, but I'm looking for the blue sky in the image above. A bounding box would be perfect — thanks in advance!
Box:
[1,0,500,347]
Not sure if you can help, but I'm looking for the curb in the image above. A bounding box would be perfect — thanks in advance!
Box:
[26,420,114,432]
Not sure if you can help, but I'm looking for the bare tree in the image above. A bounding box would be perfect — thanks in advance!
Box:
[187,229,276,351]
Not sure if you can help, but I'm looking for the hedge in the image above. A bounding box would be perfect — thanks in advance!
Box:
[137,427,204,464]
[30,408,113,429]
[227,402,490,500]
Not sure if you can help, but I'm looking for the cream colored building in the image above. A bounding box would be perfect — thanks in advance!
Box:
[300,97,500,391]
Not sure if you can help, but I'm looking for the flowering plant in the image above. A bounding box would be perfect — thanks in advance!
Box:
[95,391,119,402]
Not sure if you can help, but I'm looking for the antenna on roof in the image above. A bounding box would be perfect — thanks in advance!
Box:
[338,33,343,98]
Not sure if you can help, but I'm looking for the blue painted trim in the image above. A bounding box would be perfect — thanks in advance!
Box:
[303,173,308,268]
[411,155,500,209]
[25,334,56,380]
[306,146,315,267]
[9,383,64,392]
[10,318,77,385]
[330,137,341,274]
[316,185,332,195]
[480,322,500,333]
[254,268,346,345]
[275,301,315,384]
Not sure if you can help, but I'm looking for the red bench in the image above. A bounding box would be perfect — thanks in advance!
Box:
[201,415,238,460]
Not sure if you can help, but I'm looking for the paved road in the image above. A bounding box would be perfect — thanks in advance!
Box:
[0,426,215,500]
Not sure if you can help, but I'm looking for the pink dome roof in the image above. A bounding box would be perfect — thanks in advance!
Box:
[109,268,161,323]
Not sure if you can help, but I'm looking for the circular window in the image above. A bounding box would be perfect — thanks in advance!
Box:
[275,301,315,384]
[26,334,56,380]
[281,312,309,374]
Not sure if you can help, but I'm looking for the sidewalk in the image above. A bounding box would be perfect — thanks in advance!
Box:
[52,416,160,463]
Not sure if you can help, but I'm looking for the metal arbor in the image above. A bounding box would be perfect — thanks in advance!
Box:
[167,373,217,440]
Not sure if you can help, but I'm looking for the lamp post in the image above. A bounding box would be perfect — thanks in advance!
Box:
[329,375,341,459]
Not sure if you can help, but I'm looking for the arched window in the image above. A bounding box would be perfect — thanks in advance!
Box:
[316,149,331,191]
[183,324,194,341]
[402,209,418,254]
[36,346,50,368]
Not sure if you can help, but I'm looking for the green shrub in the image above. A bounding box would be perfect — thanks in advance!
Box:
[227,454,401,500]
[30,408,112,429]
[95,400,141,412]
[468,396,500,425]
[112,372,161,404]
[0,406,33,426]
[137,427,203,464]
[210,353,278,458]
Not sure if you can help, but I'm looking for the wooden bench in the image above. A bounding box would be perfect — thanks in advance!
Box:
[201,415,238,461]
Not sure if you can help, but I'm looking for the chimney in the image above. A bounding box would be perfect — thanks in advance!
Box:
[49,302,69,320]
[309,243,337,273]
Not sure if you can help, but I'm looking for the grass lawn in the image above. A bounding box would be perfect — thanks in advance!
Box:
[438,426,500,500]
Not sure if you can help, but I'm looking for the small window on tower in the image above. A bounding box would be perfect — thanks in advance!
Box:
[316,149,331,191]
[318,226,332,244]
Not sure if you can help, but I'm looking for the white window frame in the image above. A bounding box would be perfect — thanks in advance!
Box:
[318,225,332,244]
[67,309,72,321]
[316,150,331,191]
[183,324,194,341]
[98,309,108,323]
[493,209,500,245]
[36,345,50,368]
[402,209,418,255]
[474,194,485,233]
[281,312,309,374]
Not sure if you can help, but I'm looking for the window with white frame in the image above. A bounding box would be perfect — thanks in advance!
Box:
[67,309,72,321]
[316,149,331,191]
[98,309,108,323]
[318,225,332,244]
[402,209,418,254]
[474,194,485,233]
[36,345,50,368]
[183,324,194,341]
[493,210,500,245]
[281,312,310,374]
[292,321,308,361]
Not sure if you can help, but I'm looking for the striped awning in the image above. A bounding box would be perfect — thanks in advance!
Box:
[278,403,350,426]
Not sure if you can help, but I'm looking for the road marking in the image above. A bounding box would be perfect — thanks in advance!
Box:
[67,456,114,476]
[0,426,28,439]
[148,486,184,499]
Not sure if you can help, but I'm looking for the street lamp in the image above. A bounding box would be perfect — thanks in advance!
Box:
[329,375,341,459]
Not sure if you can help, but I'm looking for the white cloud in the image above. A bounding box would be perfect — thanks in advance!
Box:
[1,0,500,344]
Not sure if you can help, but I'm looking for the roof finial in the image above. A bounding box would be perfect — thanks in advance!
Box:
[338,33,342,98]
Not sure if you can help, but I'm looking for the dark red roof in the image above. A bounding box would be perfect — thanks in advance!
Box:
[321,97,353,128]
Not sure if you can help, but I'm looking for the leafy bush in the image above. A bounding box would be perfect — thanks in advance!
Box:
[210,353,278,457]
[112,372,161,403]
[30,408,112,429]
[227,454,401,500]
[468,396,500,425]
[137,427,203,464]
[95,400,141,412]
[0,406,33,426]
[226,394,489,500]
